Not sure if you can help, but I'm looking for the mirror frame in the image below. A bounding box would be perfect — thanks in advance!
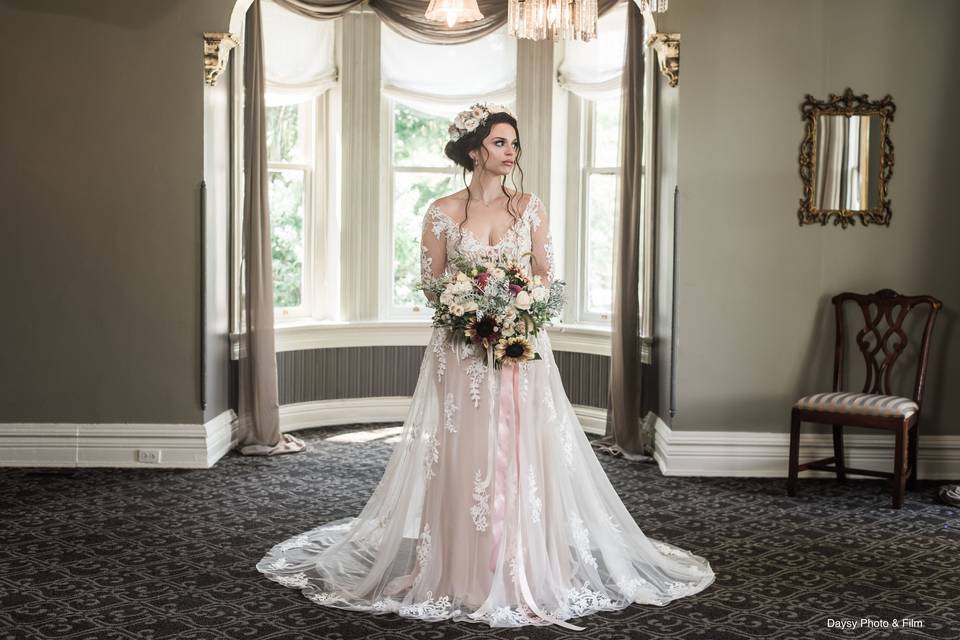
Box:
[798,88,896,228]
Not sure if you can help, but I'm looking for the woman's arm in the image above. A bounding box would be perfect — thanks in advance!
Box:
[528,196,555,281]
[420,205,448,304]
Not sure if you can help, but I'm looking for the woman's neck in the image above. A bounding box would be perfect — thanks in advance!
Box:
[466,172,510,206]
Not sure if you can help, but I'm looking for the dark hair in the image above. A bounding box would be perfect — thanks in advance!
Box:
[443,111,526,239]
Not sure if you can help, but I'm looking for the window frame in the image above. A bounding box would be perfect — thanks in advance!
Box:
[378,98,462,321]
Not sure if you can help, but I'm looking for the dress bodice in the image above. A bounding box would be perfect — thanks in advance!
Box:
[420,193,555,286]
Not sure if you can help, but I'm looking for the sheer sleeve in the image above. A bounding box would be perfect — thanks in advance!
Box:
[528,195,555,281]
[420,205,448,304]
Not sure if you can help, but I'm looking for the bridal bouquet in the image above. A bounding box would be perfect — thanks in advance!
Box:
[421,255,566,367]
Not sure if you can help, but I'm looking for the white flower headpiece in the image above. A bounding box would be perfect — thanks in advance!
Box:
[448,103,514,142]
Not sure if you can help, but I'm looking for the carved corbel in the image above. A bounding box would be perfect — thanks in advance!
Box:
[203,32,240,87]
[647,32,680,87]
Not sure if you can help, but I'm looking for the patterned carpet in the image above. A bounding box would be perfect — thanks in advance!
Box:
[1,423,958,640]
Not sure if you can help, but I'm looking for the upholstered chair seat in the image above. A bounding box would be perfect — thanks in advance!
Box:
[793,392,919,418]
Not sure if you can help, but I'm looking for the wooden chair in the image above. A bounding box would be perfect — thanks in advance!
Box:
[787,289,941,508]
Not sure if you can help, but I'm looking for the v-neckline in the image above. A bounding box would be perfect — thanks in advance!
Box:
[432,195,536,248]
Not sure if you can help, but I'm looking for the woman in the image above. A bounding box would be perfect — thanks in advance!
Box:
[256,104,714,630]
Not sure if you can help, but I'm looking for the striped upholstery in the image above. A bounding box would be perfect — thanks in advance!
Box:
[794,392,918,417]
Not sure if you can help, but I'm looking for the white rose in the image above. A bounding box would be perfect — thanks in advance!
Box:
[531,286,548,302]
[505,306,517,318]
[501,325,515,337]
[491,268,506,280]
[463,300,479,312]
[463,117,480,131]
[450,303,465,317]
[532,275,542,286]
[456,272,469,282]
[515,291,532,310]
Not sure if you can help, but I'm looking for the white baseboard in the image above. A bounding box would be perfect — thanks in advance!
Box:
[280,398,609,436]
[0,410,237,469]
[653,417,960,481]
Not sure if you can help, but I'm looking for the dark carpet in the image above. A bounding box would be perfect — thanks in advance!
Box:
[1,423,958,640]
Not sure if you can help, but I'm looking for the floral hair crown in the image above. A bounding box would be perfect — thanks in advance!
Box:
[447,103,514,142]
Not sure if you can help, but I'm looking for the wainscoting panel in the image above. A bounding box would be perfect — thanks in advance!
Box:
[277,347,610,408]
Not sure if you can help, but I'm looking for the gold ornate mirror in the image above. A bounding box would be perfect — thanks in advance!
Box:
[798,88,895,227]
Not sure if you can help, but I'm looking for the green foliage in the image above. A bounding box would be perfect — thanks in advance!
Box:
[266,104,302,163]
[268,170,304,308]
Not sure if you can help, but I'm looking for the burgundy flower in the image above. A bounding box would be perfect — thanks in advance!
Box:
[509,284,522,297]
[475,272,490,290]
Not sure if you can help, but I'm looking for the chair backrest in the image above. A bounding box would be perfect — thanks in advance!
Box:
[832,288,941,407]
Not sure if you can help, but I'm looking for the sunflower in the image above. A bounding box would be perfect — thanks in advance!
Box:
[495,336,535,366]
[464,315,500,349]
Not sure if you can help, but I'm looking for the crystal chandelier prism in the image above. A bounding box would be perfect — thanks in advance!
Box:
[424,0,485,28]
[508,0,599,42]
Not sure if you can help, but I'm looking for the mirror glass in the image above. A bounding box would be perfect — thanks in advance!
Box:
[814,115,882,211]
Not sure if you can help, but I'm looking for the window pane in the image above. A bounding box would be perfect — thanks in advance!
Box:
[269,170,305,308]
[586,173,619,314]
[393,171,457,308]
[266,102,309,163]
[593,98,621,168]
[393,102,455,168]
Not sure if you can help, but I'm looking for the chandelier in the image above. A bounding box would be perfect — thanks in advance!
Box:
[424,0,485,28]
[507,0,669,42]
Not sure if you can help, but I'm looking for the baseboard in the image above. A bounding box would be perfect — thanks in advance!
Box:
[0,410,237,469]
[280,398,609,436]
[653,417,960,481]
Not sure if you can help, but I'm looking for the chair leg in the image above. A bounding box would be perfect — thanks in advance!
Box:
[893,422,909,509]
[907,423,919,490]
[832,424,846,482]
[787,411,801,497]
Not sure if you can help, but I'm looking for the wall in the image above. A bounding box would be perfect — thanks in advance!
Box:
[0,0,237,424]
[655,0,960,436]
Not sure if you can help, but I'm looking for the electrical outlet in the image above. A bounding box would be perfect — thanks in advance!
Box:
[137,449,161,464]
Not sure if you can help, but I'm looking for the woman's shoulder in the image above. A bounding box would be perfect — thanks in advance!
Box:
[427,190,540,223]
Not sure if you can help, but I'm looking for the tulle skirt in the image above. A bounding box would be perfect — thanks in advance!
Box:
[256,329,714,629]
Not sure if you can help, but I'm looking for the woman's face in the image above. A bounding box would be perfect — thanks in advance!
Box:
[471,122,519,176]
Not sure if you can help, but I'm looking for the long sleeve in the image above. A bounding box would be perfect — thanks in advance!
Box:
[420,206,448,304]
[528,195,555,281]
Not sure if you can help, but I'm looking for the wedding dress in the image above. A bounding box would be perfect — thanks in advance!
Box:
[256,193,715,629]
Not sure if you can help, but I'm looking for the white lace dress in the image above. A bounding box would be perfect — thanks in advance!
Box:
[256,193,715,630]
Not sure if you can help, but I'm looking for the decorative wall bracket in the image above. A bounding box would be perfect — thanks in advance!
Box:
[204,32,240,87]
[647,32,680,87]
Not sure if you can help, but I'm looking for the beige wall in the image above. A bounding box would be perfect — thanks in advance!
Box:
[0,0,237,423]
[655,0,959,435]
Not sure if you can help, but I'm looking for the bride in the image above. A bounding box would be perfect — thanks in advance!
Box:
[256,103,714,630]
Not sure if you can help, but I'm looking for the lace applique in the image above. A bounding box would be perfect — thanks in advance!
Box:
[543,241,555,281]
[527,465,542,524]
[519,361,530,401]
[490,605,535,626]
[432,332,447,382]
[420,244,434,285]
[466,357,487,407]
[271,572,309,588]
[306,590,338,605]
[416,523,433,569]
[526,198,542,231]
[655,541,691,560]
[557,416,575,471]
[614,574,651,600]
[443,393,459,433]
[560,585,614,617]
[427,207,451,241]
[569,514,598,569]
[278,534,310,552]
[423,432,439,480]
[470,469,490,531]
[398,591,452,619]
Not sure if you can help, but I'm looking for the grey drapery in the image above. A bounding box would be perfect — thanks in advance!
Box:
[237,0,305,455]
[592,2,648,459]
[275,0,618,44]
